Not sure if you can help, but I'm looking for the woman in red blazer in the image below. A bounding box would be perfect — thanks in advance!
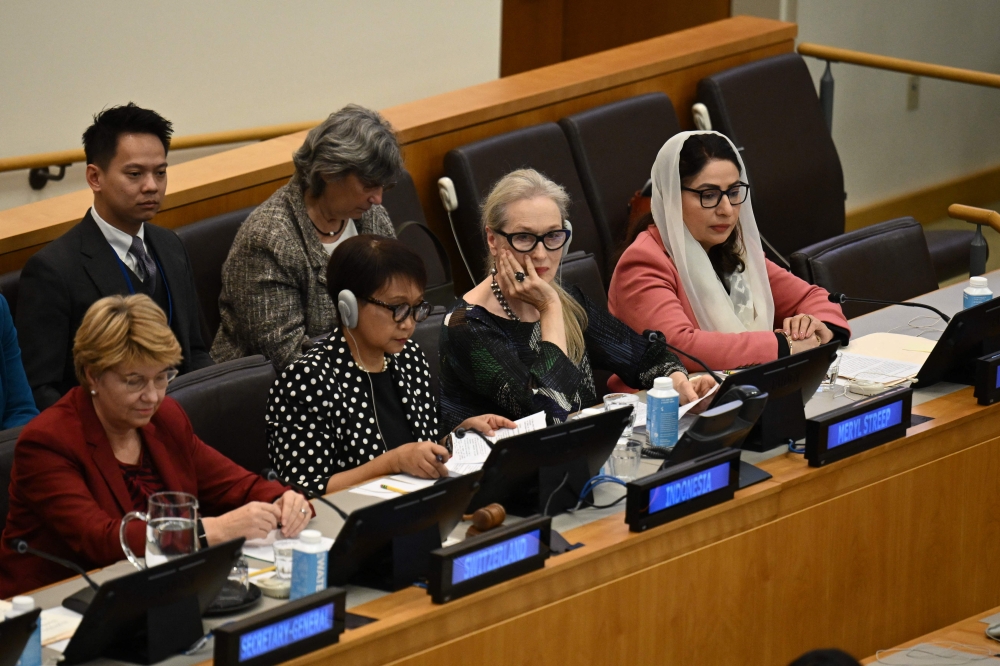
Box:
[0,295,311,597]
[609,131,849,378]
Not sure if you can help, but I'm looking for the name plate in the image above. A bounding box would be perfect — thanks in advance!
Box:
[975,351,1000,406]
[427,515,551,603]
[213,587,346,666]
[805,386,912,467]
[625,448,740,532]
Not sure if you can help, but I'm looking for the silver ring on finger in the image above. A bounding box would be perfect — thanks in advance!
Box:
[300,508,309,515]
[514,271,526,282]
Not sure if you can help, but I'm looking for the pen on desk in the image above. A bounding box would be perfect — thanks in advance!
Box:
[250,566,276,577]
[380,483,409,494]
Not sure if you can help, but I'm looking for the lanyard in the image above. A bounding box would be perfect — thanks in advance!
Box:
[111,249,173,326]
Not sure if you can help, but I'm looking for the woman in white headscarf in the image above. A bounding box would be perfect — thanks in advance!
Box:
[608,131,849,375]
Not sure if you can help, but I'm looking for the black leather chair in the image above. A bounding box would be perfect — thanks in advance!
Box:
[789,217,939,318]
[396,221,455,307]
[381,169,427,227]
[560,93,681,265]
[166,355,275,474]
[410,306,447,401]
[0,270,19,321]
[443,123,608,284]
[0,425,24,535]
[175,206,255,344]
[559,252,607,310]
[698,53,972,281]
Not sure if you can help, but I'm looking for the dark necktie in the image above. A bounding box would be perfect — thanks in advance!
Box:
[128,235,157,295]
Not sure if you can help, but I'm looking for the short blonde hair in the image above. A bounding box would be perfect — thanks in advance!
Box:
[482,169,588,364]
[73,294,183,389]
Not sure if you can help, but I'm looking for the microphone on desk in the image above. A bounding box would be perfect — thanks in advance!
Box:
[261,467,350,521]
[647,331,724,384]
[827,292,951,323]
[9,539,100,591]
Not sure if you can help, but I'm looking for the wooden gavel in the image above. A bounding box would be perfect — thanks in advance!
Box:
[463,503,506,537]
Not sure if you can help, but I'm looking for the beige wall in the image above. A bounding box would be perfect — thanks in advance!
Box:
[732,0,1000,211]
[0,0,502,210]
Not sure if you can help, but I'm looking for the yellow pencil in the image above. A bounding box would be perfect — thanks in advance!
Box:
[250,566,276,577]
[380,484,409,494]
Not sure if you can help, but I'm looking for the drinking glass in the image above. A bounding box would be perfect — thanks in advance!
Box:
[607,440,643,482]
[603,393,640,438]
[212,555,250,607]
[120,491,199,569]
[273,540,296,581]
[817,352,843,392]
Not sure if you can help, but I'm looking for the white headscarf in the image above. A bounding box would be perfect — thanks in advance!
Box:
[650,130,775,333]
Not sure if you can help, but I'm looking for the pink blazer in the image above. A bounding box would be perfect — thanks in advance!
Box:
[608,226,849,378]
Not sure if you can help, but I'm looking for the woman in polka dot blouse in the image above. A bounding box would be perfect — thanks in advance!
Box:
[266,236,514,495]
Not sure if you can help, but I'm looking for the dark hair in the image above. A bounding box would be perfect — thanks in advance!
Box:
[82,103,173,170]
[787,649,861,666]
[619,134,746,277]
[326,235,427,304]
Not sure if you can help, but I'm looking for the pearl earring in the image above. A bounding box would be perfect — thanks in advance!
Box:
[90,390,96,395]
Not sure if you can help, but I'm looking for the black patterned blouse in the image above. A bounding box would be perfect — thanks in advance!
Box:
[439,285,686,430]
[266,329,440,496]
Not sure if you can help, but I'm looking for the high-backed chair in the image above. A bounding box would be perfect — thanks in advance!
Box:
[0,425,24,535]
[175,206,255,343]
[381,169,427,227]
[443,123,608,284]
[409,305,447,401]
[698,53,972,281]
[559,93,681,264]
[0,270,20,321]
[557,252,612,399]
[789,217,939,318]
[396,222,455,307]
[166,355,275,474]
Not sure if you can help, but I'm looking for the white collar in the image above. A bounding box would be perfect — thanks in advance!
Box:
[91,206,145,263]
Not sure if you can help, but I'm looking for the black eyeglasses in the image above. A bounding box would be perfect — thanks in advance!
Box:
[366,297,432,322]
[494,228,572,253]
[681,182,749,208]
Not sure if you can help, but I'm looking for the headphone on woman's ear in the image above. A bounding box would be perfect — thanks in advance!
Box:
[561,219,573,259]
[337,289,359,329]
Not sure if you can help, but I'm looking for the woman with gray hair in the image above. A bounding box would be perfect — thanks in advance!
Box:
[213,105,402,367]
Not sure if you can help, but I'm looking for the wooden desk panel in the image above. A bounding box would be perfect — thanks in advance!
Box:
[0,16,795,283]
[246,390,1000,666]
[861,605,1000,664]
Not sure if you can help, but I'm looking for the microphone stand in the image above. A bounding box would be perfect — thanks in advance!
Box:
[11,539,100,591]
[828,293,951,323]
[263,468,350,522]
[647,331,724,384]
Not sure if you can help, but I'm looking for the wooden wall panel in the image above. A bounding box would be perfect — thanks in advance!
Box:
[500,0,564,77]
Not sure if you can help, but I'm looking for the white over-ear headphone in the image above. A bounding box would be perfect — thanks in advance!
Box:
[558,219,573,283]
[337,289,359,329]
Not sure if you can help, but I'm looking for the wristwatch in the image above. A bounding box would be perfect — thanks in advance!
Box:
[196,518,209,550]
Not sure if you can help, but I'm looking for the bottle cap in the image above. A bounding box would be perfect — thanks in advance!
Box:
[299,529,321,544]
[11,596,34,612]
[653,377,671,390]
[970,276,988,288]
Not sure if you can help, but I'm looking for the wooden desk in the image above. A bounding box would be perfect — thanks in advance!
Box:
[861,606,1000,664]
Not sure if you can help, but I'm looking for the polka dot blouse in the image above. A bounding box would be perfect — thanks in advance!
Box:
[266,328,440,495]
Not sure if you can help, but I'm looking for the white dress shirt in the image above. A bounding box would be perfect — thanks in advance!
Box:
[90,206,147,273]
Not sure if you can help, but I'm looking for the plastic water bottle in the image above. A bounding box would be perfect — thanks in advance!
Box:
[290,530,328,600]
[963,276,993,309]
[5,596,41,666]
[646,377,679,450]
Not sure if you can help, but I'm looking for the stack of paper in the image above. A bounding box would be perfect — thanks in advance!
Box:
[838,354,922,385]
[447,411,547,476]
[350,474,436,498]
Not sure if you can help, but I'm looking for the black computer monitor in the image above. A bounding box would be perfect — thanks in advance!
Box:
[468,407,632,516]
[916,296,1000,387]
[61,538,244,665]
[0,608,41,666]
[708,342,840,451]
[327,471,482,591]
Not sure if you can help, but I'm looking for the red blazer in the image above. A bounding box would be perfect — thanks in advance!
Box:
[608,226,849,379]
[0,387,291,597]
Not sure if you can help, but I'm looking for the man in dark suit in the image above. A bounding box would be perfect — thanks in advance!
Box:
[17,103,213,410]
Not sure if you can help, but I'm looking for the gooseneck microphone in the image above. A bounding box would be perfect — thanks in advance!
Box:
[647,331,724,384]
[262,468,350,521]
[827,292,951,323]
[10,539,100,590]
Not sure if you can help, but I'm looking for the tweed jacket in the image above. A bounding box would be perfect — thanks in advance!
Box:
[266,328,440,496]
[212,175,395,368]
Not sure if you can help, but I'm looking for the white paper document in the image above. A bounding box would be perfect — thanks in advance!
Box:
[484,411,546,444]
[350,474,436,499]
[838,353,922,384]
[243,530,334,563]
[446,411,547,476]
[41,606,83,646]
[678,383,720,418]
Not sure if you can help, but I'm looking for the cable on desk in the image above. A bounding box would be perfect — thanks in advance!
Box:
[568,475,628,512]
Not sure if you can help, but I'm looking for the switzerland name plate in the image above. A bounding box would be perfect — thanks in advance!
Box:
[213,587,346,666]
[625,447,741,532]
[805,386,912,467]
[427,515,551,603]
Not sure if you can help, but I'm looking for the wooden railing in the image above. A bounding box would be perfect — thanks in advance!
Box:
[798,43,1000,89]
[948,204,1000,233]
[0,121,320,174]
[0,16,797,279]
